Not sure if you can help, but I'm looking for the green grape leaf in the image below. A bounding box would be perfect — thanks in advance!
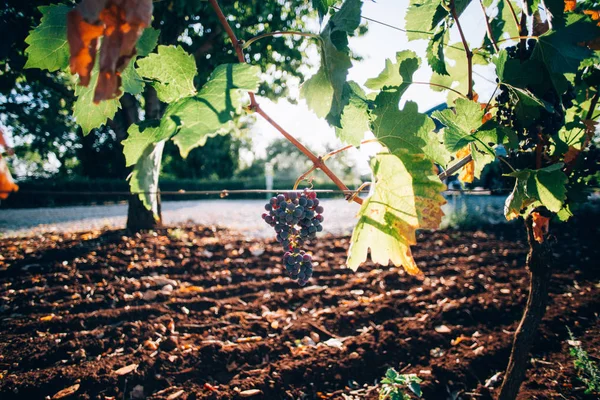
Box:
[300,0,362,122]
[335,82,371,146]
[300,69,334,119]
[483,0,520,48]
[122,120,177,167]
[169,63,261,158]
[128,141,165,217]
[432,98,515,176]
[426,22,450,76]
[532,15,600,92]
[368,51,451,166]
[122,63,144,95]
[433,98,484,152]
[374,100,451,167]
[405,0,470,40]
[73,65,121,135]
[471,141,496,179]
[121,28,160,95]
[136,45,197,103]
[510,86,554,125]
[24,5,70,72]
[347,151,446,274]
[136,27,160,57]
[494,51,544,89]
[312,0,338,22]
[365,50,419,91]
[504,163,568,220]
[404,0,446,40]
[430,44,488,103]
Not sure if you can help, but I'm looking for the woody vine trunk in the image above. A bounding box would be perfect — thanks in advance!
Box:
[498,213,553,400]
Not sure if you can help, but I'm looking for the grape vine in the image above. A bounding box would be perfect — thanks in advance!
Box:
[21,0,600,398]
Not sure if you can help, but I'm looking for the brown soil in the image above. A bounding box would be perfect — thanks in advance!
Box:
[0,219,598,400]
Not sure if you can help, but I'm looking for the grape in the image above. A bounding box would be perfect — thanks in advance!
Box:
[261,189,324,285]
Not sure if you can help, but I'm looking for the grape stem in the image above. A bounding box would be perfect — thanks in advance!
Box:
[293,166,316,190]
[208,0,363,206]
[242,31,321,49]
[479,0,499,52]
[321,138,380,161]
[346,182,371,203]
[505,0,521,33]
[410,81,468,98]
[450,0,473,100]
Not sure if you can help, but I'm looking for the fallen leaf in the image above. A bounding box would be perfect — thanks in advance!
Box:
[52,384,80,399]
[40,314,55,321]
[113,363,138,376]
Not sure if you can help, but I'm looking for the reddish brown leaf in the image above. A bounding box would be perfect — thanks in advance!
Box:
[531,212,550,243]
[67,11,104,86]
[564,0,576,12]
[584,9,600,25]
[67,0,152,103]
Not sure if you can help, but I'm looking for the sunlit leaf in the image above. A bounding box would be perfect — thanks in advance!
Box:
[24,5,71,72]
[347,151,446,274]
[136,45,198,103]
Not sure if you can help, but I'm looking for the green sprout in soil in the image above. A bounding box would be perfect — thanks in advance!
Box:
[379,368,422,400]
[568,329,600,395]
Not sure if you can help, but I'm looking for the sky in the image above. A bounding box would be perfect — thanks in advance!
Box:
[250,0,496,173]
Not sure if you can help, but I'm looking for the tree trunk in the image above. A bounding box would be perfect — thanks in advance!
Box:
[126,193,162,232]
[498,213,553,400]
[125,86,162,231]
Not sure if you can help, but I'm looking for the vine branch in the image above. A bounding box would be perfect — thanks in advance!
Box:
[505,0,521,32]
[208,0,363,205]
[242,31,321,49]
[479,0,499,52]
[410,81,468,99]
[450,0,473,100]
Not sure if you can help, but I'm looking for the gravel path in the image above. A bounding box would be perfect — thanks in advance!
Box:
[0,199,359,238]
[0,196,507,238]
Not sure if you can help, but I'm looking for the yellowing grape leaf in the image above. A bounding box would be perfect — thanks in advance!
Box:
[456,146,474,183]
[347,151,446,274]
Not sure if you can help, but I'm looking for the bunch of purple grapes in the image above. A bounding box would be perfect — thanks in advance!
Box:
[261,189,324,286]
